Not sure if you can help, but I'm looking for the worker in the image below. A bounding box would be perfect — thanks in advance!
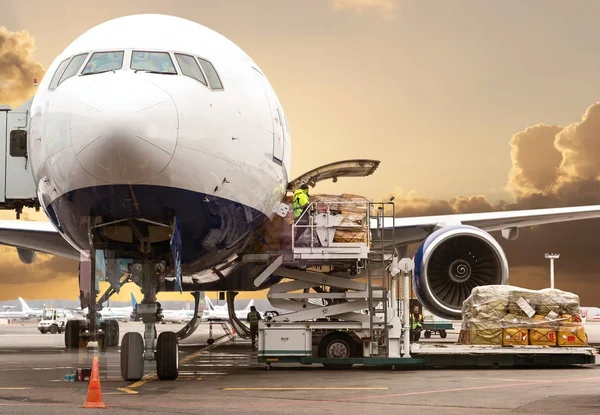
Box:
[292,184,311,246]
[247,305,262,350]
[410,304,424,342]
[293,184,310,221]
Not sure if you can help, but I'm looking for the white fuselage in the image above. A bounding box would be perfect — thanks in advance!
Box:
[27,14,291,292]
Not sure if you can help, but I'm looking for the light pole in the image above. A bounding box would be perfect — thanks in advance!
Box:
[544,253,560,289]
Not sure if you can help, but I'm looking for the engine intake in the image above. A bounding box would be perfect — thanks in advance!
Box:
[413,225,508,320]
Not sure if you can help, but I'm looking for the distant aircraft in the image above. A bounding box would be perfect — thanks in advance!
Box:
[201,297,259,322]
[18,297,45,319]
[3,13,600,381]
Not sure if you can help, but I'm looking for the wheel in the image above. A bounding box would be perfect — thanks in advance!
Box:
[318,332,357,370]
[207,338,215,345]
[439,330,448,339]
[50,325,58,334]
[40,329,47,334]
[424,330,431,339]
[121,332,144,381]
[102,320,120,348]
[64,320,81,349]
[156,331,179,381]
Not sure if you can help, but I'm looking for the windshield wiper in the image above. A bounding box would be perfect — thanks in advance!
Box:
[134,70,176,75]
[80,69,116,76]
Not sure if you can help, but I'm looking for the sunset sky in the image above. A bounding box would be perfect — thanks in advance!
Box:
[2,0,600,304]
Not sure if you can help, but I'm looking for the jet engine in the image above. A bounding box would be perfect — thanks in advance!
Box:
[413,225,509,320]
[17,248,37,264]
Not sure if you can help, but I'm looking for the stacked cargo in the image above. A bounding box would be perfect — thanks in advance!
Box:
[248,194,371,253]
[458,285,587,347]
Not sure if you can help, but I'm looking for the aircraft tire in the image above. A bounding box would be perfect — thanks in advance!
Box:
[64,320,81,349]
[121,332,144,381]
[156,331,179,381]
[103,319,120,348]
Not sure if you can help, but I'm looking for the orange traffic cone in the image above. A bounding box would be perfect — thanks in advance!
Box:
[82,356,106,408]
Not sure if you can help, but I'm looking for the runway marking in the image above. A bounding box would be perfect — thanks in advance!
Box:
[124,336,230,390]
[222,387,389,391]
[116,388,139,395]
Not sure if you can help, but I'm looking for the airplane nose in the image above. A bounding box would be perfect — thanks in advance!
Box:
[70,76,178,184]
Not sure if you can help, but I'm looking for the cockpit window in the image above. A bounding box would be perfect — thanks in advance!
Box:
[131,51,177,74]
[48,58,71,90]
[197,58,223,90]
[58,53,88,85]
[81,51,124,75]
[174,53,207,85]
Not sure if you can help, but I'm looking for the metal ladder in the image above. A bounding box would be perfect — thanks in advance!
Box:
[367,202,395,357]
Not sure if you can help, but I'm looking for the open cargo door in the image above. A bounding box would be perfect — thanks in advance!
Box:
[287,159,380,192]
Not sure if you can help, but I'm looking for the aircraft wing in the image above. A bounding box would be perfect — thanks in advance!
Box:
[370,205,600,247]
[0,220,81,260]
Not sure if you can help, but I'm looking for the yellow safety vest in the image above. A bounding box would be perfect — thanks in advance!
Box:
[410,313,423,330]
[247,311,259,324]
[293,189,309,219]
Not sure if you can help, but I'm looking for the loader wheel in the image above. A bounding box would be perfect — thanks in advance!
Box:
[318,332,357,370]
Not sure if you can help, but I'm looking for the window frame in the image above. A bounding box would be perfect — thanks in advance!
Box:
[196,57,224,91]
[9,130,27,158]
[80,50,125,75]
[48,58,71,91]
[58,53,89,86]
[174,52,208,86]
[130,50,178,74]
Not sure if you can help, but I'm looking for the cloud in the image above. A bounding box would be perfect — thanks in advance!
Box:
[330,0,398,21]
[507,124,563,195]
[0,26,45,108]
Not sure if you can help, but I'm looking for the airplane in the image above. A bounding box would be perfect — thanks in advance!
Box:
[0,308,27,319]
[18,297,45,319]
[201,296,259,322]
[1,13,600,381]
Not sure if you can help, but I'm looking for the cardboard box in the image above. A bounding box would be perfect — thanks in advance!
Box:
[502,328,528,346]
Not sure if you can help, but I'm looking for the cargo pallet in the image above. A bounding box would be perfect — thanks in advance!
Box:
[254,199,597,369]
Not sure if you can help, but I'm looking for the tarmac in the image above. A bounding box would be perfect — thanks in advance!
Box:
[0,321,597,414]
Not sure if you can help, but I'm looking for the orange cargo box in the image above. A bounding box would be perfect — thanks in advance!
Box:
[529,328,557,346]
[558,326,587,346]
[503,328,528,346]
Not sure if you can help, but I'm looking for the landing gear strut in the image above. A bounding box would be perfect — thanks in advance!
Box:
[123,261,179,381]
[64,251,120,351]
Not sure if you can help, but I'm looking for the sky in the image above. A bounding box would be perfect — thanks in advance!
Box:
[1,0,600,305]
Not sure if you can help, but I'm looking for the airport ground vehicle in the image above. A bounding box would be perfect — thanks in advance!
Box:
[257,203,597,369]
[38,308,68,334]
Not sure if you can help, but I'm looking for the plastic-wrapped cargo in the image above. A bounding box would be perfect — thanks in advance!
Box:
[248,193,371,253]
[459,285,587,347]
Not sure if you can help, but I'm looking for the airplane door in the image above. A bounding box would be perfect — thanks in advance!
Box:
[252,68,284,163]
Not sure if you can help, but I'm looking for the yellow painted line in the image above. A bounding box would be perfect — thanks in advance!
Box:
[116,387,139,395]
[222,387,389,391]
[197,377,203,381]
[0,387,29,390]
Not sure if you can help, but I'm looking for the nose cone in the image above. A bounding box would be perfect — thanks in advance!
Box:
[70,76,178,183]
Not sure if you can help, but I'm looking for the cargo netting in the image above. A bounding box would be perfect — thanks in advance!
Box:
[458,285,587,347]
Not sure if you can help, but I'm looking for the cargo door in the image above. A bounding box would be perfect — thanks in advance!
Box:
[5,109,36,200]
[252,68,284,163]
[287,159,381,192]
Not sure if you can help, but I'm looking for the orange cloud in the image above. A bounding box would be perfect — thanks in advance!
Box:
[0,26,45,108]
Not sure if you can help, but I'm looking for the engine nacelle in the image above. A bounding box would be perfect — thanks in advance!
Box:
[17,248,37,264]
[413,225,509,320]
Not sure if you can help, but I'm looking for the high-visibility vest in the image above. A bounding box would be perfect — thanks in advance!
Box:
[247,311,259,324]
[410,313,423,330]
[293,189,309,219]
